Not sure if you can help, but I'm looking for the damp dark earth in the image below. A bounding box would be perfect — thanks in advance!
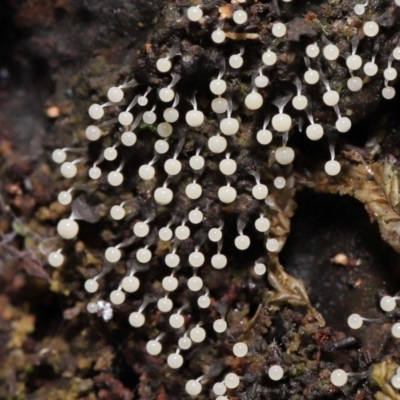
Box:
[2,1,400,399]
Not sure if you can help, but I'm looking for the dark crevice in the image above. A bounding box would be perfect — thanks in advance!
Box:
[281,190,400,337]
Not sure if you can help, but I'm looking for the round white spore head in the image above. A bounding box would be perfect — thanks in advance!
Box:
[57,219,79,239]
[330,369,348,387]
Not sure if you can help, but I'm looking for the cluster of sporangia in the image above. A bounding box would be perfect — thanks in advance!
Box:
[46,0,400,396]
